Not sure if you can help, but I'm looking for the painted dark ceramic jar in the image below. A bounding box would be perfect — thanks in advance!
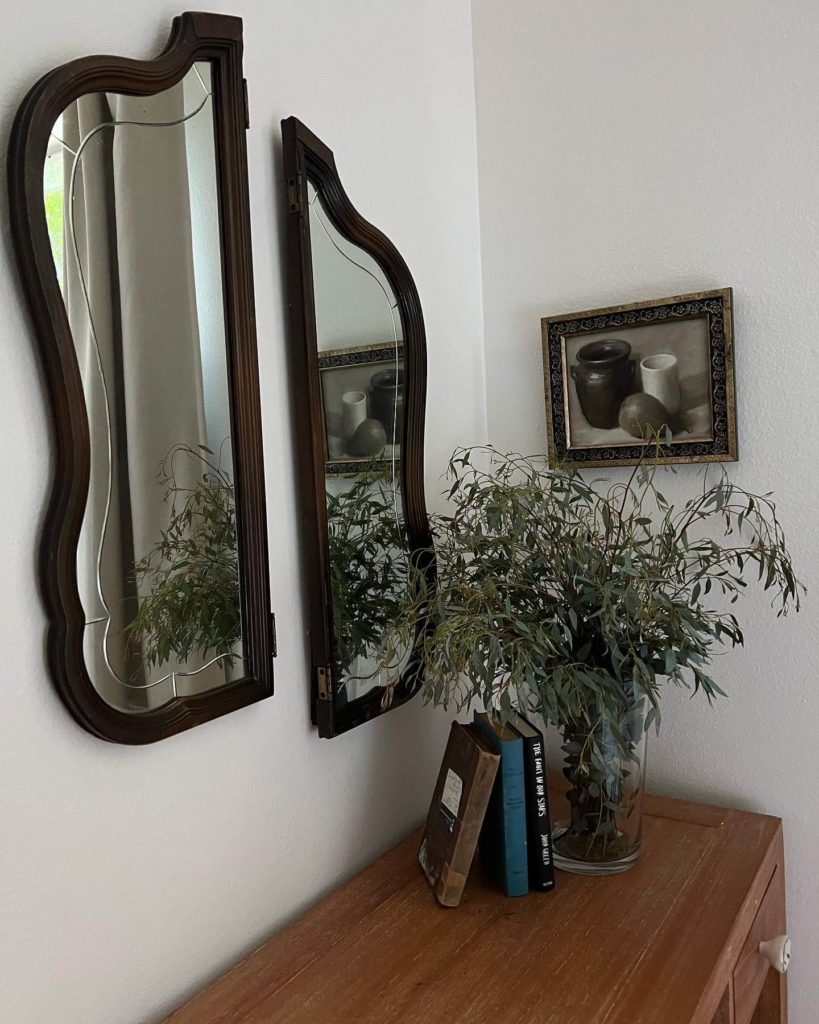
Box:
[570,339,635,429]
[369,368,404,439]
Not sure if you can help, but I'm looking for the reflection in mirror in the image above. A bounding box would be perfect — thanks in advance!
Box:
[308,183,411,702]
[43,62,244,713]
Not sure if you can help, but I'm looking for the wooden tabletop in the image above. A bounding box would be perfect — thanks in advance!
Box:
[163,786,782,1024]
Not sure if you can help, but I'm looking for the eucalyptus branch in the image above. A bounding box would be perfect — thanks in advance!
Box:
[386,446,804,736]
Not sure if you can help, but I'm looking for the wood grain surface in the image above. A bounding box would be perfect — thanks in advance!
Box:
[163,785,784,1024]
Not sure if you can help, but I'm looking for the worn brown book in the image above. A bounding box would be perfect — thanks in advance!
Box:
[419,722,500,907]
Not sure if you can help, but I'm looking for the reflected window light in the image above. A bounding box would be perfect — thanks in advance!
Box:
[44,113,65,287]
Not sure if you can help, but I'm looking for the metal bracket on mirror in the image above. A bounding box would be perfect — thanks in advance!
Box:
[316,667,332,701]
[287,174,304,215]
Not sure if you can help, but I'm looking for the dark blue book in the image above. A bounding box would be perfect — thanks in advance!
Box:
[473,710,528,897]
[508,712,555,892]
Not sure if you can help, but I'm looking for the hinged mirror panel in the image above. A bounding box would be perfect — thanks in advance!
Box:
[9,13,274,742]
[282,117,434,738]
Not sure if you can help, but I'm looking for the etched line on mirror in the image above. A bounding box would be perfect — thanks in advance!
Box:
[48,133,77,157]
[68,94,212,176]
[191,62,210,102]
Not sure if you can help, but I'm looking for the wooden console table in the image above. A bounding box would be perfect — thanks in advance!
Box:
[163,788,787,1024]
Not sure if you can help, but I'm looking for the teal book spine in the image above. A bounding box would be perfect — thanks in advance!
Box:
[473,711,528,897]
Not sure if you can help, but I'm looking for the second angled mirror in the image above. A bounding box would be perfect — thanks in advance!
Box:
[309,181,409,704]
[283,117,433,737]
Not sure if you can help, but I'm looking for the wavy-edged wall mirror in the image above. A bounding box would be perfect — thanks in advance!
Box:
[282,117,434,738]
[9,13,275,743]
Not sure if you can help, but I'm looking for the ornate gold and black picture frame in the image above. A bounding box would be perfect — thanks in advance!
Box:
[541,288,737,467]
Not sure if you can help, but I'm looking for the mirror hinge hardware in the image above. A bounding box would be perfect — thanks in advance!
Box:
[316,666,332,701]
[270,612,277,658]
[288,175,304,215]
[242,78,250,130]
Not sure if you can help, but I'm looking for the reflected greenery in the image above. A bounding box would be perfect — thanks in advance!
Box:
[129,442,239,672]
[326,474,409,685]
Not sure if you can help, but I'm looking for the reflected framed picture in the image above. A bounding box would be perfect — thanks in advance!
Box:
[541,288,737,467]
[318,341,404,476]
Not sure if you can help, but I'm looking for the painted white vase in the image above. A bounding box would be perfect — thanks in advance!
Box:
[342,390,368,445]
[640,353,681,415]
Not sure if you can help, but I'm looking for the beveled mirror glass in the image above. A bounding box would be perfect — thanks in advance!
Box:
[10,14,274,742]
[48,63,245,712]
[283,117,433,737]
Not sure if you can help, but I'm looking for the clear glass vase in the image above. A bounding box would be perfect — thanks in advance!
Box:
[552,696,648,875]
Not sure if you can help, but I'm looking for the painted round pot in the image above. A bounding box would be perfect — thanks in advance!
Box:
[369,368,404,440]
[570,340,635,429]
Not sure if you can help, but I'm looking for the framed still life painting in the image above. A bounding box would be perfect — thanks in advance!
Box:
[541,288,737,467]
[318,340,404,476]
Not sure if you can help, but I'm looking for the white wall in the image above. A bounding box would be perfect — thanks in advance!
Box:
[9,1,816,1018]
[472,1,819,1019]
[0,3,485,1022]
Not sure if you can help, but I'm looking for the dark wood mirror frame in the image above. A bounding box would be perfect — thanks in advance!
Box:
[281,116,434,738]
[8,12,275,744]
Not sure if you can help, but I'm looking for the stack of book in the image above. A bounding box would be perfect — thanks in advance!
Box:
[473,710,556,896]
[419,712,555,906]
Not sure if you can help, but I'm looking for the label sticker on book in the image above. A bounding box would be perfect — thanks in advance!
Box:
[440,769,463,831]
